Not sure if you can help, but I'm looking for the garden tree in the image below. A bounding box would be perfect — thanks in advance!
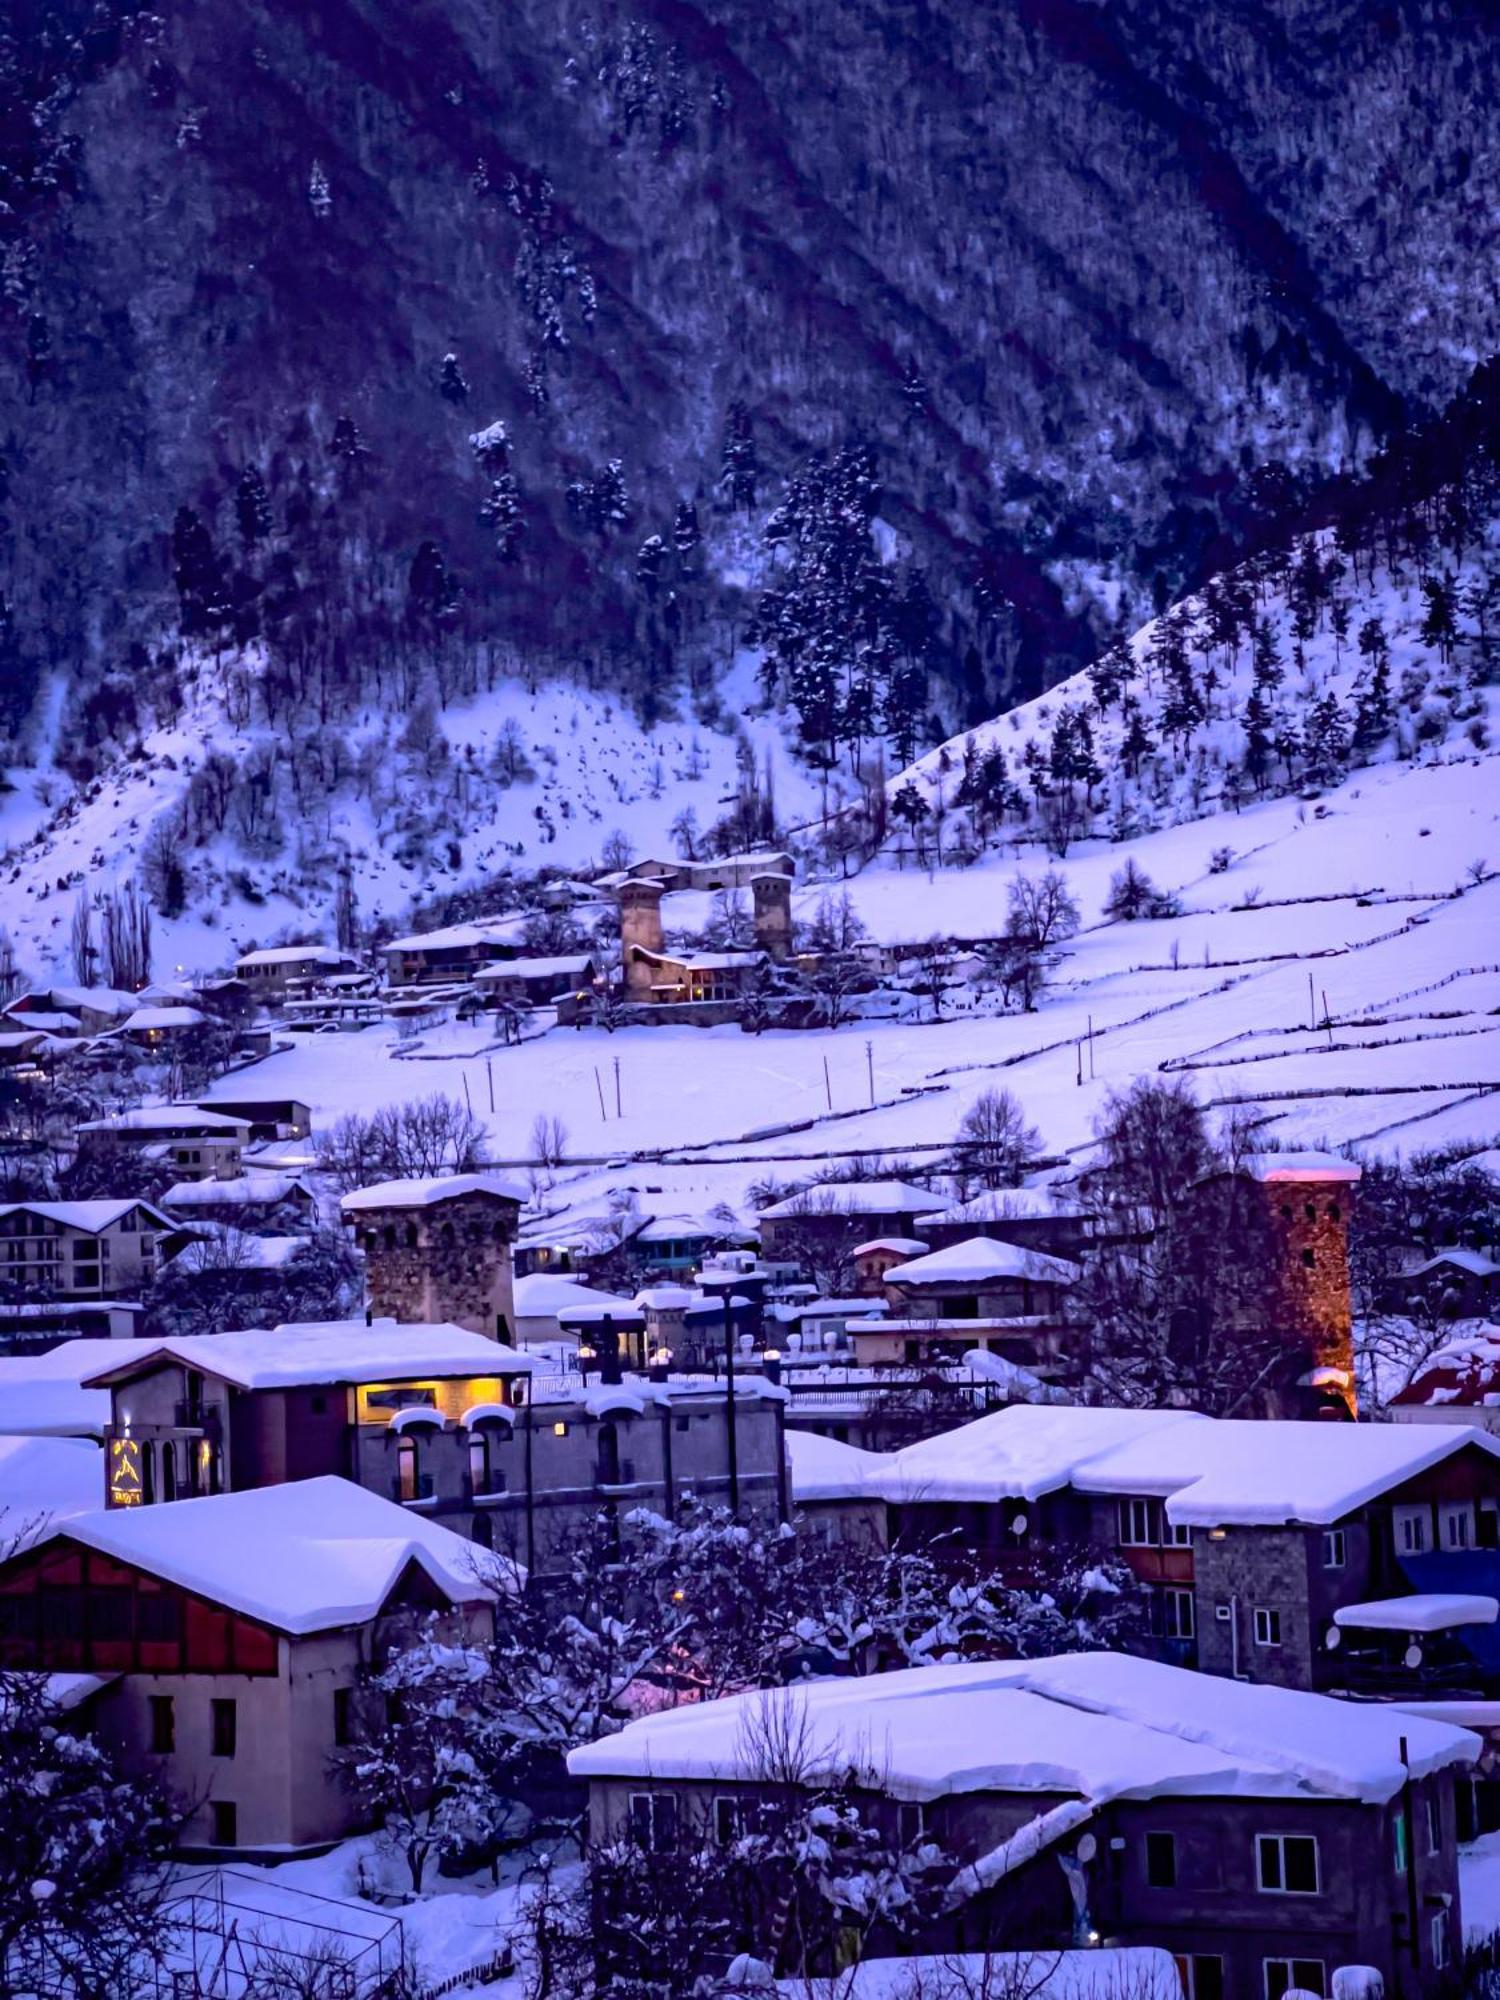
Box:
[980,933,1047,1012]
[668,805,700,858]
[1004,868,1081,953]
[530,1113,569,1170]
[1079,1082,1300,1413]
[520,910,590,956]
[721,401,758,510]
[143,1229,361,1343]
[68,889,96,985]
[953,1087,1040,1190]
[1103,857,1155,921]
[0,1669,182,1996]
[314,1092,484,1191]
[804,891,870,1029]
[340,1626,522,1893]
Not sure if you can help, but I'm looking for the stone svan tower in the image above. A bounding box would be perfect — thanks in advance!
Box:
[341,1173,526,1339]
[751,871,793,961]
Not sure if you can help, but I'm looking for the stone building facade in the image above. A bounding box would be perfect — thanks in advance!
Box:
[341,1175,525,1339]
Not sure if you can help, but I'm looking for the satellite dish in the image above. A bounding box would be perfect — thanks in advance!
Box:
[1326,1625,1342,1651]
[1404,1643,1424,1671]
[1011,1512,1029,1537]
[1075,1833,1097,1864]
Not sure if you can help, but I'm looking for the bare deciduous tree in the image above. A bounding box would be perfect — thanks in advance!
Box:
[954,1088,1041,1190]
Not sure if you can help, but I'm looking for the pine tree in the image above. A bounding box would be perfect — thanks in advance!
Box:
[439,353,469,404]
[170,506,226,638]
[721,401,758,510]
[636,534,666,595]
[308,160,331,217]
[1089,642,1131,711]
[480,473,525,562]
[1421,573,1458,664]
[899,355,931,420]
[672,500,701,563]
[1302,692,1349,784]
[1242,684,1274,791]
[235,465,271,546]
[1252,617,1284,693]
[1352,655,1393,753]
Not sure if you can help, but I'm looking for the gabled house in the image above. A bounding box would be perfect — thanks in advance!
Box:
[193,1095,314,1141]
[3,986,138,1038]
[381,920,524,988]
[0,1476,499,1852]
[472,954,597,1007]
[1395,1249,1500,1323]
[0,1198,174,1299]
[758,1182,941,1262]
[233,946,359,1001]
[570,1654,1476,1997]
[74,1105,252,1182]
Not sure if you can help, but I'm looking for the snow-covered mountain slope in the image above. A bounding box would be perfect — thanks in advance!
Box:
[0,655,821,979]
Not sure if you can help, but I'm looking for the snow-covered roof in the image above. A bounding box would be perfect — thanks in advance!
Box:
[568,1651,1478,1805]
[1393,1328,1500,1408]
[759,1180,938,1220]
[634,1214,722,1243]
[0,1435,102,1529]
[882,1236,1080,1288]
[863,1403,1500,1524]
[786,1429,885,1502]
[75,1104,249,1134]
[0,1339,171,1439]
[1409,1249,1500,1280]
[383,920,517,954]
[28,985,137,1014]
[768,1296,889,1322]
[1236,1150,1363,1184]
[779,1950,1180,2000]
[473,954,594,981]
[37,1477,503,1634]
[162,1175,312,1209]
[513,1274,637,1318]
[1334,1594,1499,1634]
[852,1237,930,1257]
[340,1172,528,1211]
[236,945,350,968]
[82,1318,536,1392]
[119,1005,206,1032]
[635,1285,701,1311]
[915,1187,1089,1226]
[0,1198,173,1234]
[635,948,767,972]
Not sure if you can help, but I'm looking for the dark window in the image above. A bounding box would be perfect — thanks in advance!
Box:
[396,1439,418,1504]
[897,1802,926,1848]
[142,1442,155,1506]
[1264,1961,1325,2000]
[161,1442,178,1503]
[89,1589,133,1643]
[138,1591,181,1644]
[210,1800,238,1848]
[714,1796,744,1844]
[0,1594,34,1640]
[334,1688,353,1747]
[628,1791,679,1852]
[310,1394,327,1415]
[1257,1833,1319,1894]
[211,1699,237,1758]
[676,1416,691,1433]
[1328,1204,1341,1223]
[1146,1832,1177,1887]
[1302,1248,1316,1269]
[1177,1959,1223,2000]
[40,1588,83,1642]
[150,1695,175,1754]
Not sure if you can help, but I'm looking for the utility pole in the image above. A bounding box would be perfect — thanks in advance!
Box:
[722,1291,739,1514]
[462,1072,473,1116]
[822,1054,832,1111]
[594,1066,608,1121]
[866,1039,875,1107]
[486,1059,495,1114]
[614,1055,622,1120]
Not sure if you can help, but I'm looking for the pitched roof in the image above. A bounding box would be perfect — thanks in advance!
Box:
[786,1429,886,1502]
[473,954,594,981]
[1391,1328,1500,1408]
[568,1651,1477,1805]
[915,1187,1089,1225]
[1408,1248,1500,1280]
[340,1172,528,1212]
[758,1180,938,1220]
[864,1403,1500,1524]
[235,945,352,967]
[0,1198,174,1233]
[75,1105,249,1134]
[1236,1150,1362,1184]
[81,1318,536,1391]
[883,1236,1080,1288]
[512,1274,637,1318]
[34,1477,504,1633]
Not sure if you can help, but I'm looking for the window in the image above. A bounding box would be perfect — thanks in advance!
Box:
[1321,1529,1346,1569]
[1441,1501,1474,1550]
[1393,1810,1408,1874]
[714,1796,759,1844]
[1426,1792,1442,1856]
[150,1695,175,1754]
[1301,1248,1316,1269]
[1119,1498,1161,1547]
[1431,1912,1448,1971]
[1328,1203,1342,1223]
[161,1442,178,1503]
[396,1438,418,1503]
[210,1800,238,1848]
[211,1699,237,1758]
[468,1435,491,1498]
[628,1791,679,1852]
[137,1591,180,1644]
[1174,1958,1224,2000]
[1394,1504,1430,1555]
[897,1802,926,1848]
[1253,1607,1282,1647]
[333,1688,353,1748]
[1264,1961,1325,2000]
[1145,1831,1177,1888]
[1257,1834,1319,1895]
[1158,1587,1195,1640]
[676,1416,691,1433]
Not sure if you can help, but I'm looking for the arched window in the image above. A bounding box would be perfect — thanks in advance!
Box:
[440,1221,456,1248]
[468,1432,491,1498]
[1279,1204,1293,1223]
[1304,1202,1317,1224]
[1328,1203,1342,1223]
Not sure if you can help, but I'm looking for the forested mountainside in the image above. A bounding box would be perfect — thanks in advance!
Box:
[3,0,1499,784]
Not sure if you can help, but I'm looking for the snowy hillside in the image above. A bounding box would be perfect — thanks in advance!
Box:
[0,656,821,980]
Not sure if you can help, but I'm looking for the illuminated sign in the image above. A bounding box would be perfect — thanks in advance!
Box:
[110,1436,143,1508]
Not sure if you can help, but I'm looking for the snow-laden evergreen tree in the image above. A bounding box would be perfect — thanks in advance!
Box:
[439,352,469,404]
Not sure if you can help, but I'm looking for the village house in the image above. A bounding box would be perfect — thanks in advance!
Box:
[340,1172,526,1340]
[867,1236,1081,1372]
[1394,1249,1500,1323]
[193,1094,314,1141]
[74,1104,253,1182]
[1393,1330,1500,1433]
[683,849,796,891]
[380,918,524,988]
[3,985,138,1039]
[472,953,597,1008]
[834,1405,1500,1704]
[851,1238,931,1292]
[0,1300,147,1353]
[0,1476,497,1852]
[914,1187,1097,1261]
[512,1272,639,1350]
[233,946,360,1002]
[0,1198,174,1300]
[83,1318,788,1571]
[0,1027,58,1079]
[113,1003,210,1050]
[757,1181,943,1265]
[569,1653,1476,1998]
[160,1174,318,1230]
